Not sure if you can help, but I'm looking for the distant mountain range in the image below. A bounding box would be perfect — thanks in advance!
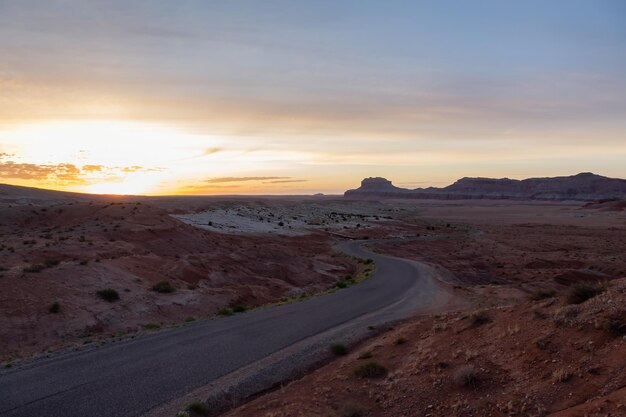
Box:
[344,173,626,201]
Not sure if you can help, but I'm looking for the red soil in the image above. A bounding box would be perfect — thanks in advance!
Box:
[225,279,626,417]
[0,201,358,361]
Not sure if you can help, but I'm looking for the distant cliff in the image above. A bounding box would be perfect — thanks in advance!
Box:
[344,173,626,201]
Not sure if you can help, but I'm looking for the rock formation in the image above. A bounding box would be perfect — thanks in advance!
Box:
[345,173,626,201]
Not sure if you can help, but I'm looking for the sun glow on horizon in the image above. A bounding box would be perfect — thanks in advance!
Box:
[0,120,224,195]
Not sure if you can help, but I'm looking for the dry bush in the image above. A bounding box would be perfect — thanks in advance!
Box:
[353,361,388,379]
[566,283,604,305]
[552,368,572,383]
[454,365,478,388]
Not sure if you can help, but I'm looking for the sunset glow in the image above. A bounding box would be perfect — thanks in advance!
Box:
[1,1,625,195]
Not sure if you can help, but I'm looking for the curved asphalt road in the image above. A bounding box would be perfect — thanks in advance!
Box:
[0,240,444,417]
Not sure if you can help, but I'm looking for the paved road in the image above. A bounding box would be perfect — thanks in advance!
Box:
[0,240,444,417]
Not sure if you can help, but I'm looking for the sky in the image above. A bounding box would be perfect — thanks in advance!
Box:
[0,0,625,195]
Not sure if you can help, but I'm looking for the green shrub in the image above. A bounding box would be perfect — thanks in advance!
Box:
[187,401,209,416]
[330,343,348,356]
[358,351,373,360]
[394,336,407,345]
[336,280,348,289]
[151,280,176,293]
[233,305,246,313]
[48,301,60,314]
[143,323,161,330]
[218,307,233,316]
[96,288,119,302]
[353,361,388,378]
[184,316,196,323]
[566,283,604,304]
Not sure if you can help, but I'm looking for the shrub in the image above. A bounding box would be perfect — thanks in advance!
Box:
[553,368,572,383]
[566,283,604,304]
[187,401,209,416]
[232,305,246,313]
[470,311,490,326]
[143,323,161,330]
[96,288,119,302]
[534,335,550,350]
[44,259,60,268]
[394,336,407,345]
[358,350,373,360]
[529,289,557,301]
[336,280,348,289]
[218,307,233,316]
[330,343,348,356]
[454,365,478,388]
[604,314,626,337]
[338,403,363,417]
[353,361,388,378]
[152,280,176,293]
[184,316,196,323]
[23,264,45,273]
[48,301,60,314]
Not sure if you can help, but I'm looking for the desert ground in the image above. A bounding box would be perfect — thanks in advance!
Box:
[220,199,626,417]
[1,192,624,416]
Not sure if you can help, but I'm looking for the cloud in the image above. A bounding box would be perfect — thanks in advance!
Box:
[0,160,161,185]
[0,161,85,184]
[263,179,308,184]
[82,164,104,172]
[202,147,223,156]
[205,176,290,183]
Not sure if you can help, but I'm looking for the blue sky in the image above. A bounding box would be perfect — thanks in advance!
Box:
[0,0,625,194]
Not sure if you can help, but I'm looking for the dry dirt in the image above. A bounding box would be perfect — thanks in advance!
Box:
[1,195,625,416]
[0,200,364,361]
[224,278,626,417]
[221,200,626,417]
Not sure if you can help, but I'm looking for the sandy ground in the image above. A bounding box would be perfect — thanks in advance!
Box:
[172,200,394,236]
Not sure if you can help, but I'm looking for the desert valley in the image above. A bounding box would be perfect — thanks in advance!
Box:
[1,173,625,417]
[2,2,625,416]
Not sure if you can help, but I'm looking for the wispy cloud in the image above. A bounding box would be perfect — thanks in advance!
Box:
[205,176,290,183]
[263,179,308,184]
[202,147,222,156]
